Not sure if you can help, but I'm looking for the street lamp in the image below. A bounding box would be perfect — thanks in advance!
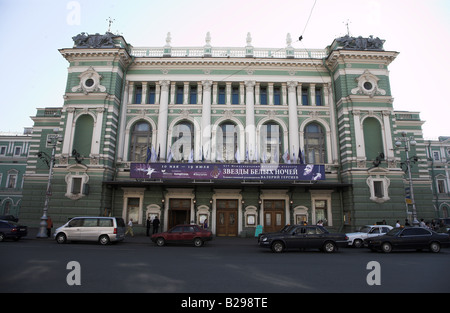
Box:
[394,131,418,226]
[36,128,63,238]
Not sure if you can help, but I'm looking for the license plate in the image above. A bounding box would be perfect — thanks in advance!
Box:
[19,228,26,231]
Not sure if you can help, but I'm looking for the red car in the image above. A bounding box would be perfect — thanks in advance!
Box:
[151,224,213,247]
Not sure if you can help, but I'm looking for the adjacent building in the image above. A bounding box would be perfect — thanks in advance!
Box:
[0,129,32,217]
[16,32,444,235]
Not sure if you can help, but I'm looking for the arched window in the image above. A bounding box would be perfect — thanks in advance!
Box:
[217,122,239,162]
[73,115,94,157]
[129,121,152,162]
[260,122,282,163]
[171,121,194,161]
[304,123,325,164]
[363,117,383,161]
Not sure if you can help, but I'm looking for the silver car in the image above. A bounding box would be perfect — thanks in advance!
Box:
[54,217,125,245]
[346,225,393,248]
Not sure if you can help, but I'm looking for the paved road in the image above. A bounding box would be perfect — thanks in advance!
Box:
[1,233,450,294]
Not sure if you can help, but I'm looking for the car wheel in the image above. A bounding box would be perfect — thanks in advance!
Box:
[323,241,337,253]
[429,242,441,253]
[193,238,203,247]
[271,241,285,253]
[56,233,67,244]
[353,239,363,248]
[0,233,5,242]
[381,242,392,253]
[99,235,110,245]
[156,237,165,247]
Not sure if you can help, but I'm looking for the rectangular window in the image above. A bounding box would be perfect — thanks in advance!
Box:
[14,147,21,156]
[433,151,440,161]
[315,200,328,225]
[148,86,156,104]
[232,87,239,104]
[260,87,267,105]
[437,179,446,194]
[72,177,82,194]
[7,174,17,188]
[302,88,309,106]
[0,146,6,155]
[315,87,322,106]
[273,87,281,105]
[189,86,197,104]
[134,85,142,104]
[218,86,226,104]
[176,86,184,104]
[374,181,384,198]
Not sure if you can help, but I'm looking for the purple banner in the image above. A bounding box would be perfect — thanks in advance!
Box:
[130,163,325,181]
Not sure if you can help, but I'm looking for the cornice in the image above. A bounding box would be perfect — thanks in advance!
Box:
[325,49,399,70]
[59,48,132,66]
[131,57,326,68]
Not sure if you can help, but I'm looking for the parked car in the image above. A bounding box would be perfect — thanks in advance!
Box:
[151,224,213,247]
[0,215,19,222]
[258,225,348,253]
[365,227,450,253]
[0,220,28,241]
[257,224,295,243]
[54,216,125,245]
[346,225,393,248]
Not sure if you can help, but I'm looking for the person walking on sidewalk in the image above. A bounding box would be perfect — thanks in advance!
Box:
[125,218,134,237]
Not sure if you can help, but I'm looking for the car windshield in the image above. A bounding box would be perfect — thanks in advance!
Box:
[385,228,403,236]
[358,226,372,233]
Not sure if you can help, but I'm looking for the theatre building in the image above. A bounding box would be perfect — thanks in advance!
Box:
[19,32,436,235]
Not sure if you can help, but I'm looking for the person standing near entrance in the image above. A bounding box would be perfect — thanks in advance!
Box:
[146,216,151,236]
[46,216,53,237]
[152,216,160,234]
[125,218,134,237]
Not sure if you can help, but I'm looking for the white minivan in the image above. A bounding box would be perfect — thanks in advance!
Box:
[54,217,125,245]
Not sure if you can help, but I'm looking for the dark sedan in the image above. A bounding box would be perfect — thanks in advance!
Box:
[151,224,213,247]
[0,220,28,241]
[365,227,450,253]
[259,225,348,253]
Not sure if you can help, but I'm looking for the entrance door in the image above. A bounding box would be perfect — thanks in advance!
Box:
[216,199,238,236]
[169,199,191,229]
[263,200,285,233]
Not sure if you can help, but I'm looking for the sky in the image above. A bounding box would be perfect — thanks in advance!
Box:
[0,0,449,139]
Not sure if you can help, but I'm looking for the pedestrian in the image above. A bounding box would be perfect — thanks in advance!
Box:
[317,220,323,226]
[202,218,208,229]
[405,219,411,226]
[419,218,427,228]
[46,216,53,237]
[125,218,134,237]
[395,220,401,228]
[152,216,160,234]
[146,216,151,236]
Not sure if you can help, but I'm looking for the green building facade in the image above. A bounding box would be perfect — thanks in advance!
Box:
[18,32,439,235]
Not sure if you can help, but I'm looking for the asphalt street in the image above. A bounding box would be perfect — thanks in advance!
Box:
[1,231,450,294]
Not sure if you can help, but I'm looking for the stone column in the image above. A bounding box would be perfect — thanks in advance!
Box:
[287,81,299,160]
[202,80,213,161]
[157,80,170,160]
[245,81,256,161]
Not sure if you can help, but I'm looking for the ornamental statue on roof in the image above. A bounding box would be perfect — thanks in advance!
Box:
[335,35,385,51]
[72,32,116,48]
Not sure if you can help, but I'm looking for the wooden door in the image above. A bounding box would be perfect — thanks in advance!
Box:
[216,199,238,236]
[169,199,191,229]
[263,200,285,233]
